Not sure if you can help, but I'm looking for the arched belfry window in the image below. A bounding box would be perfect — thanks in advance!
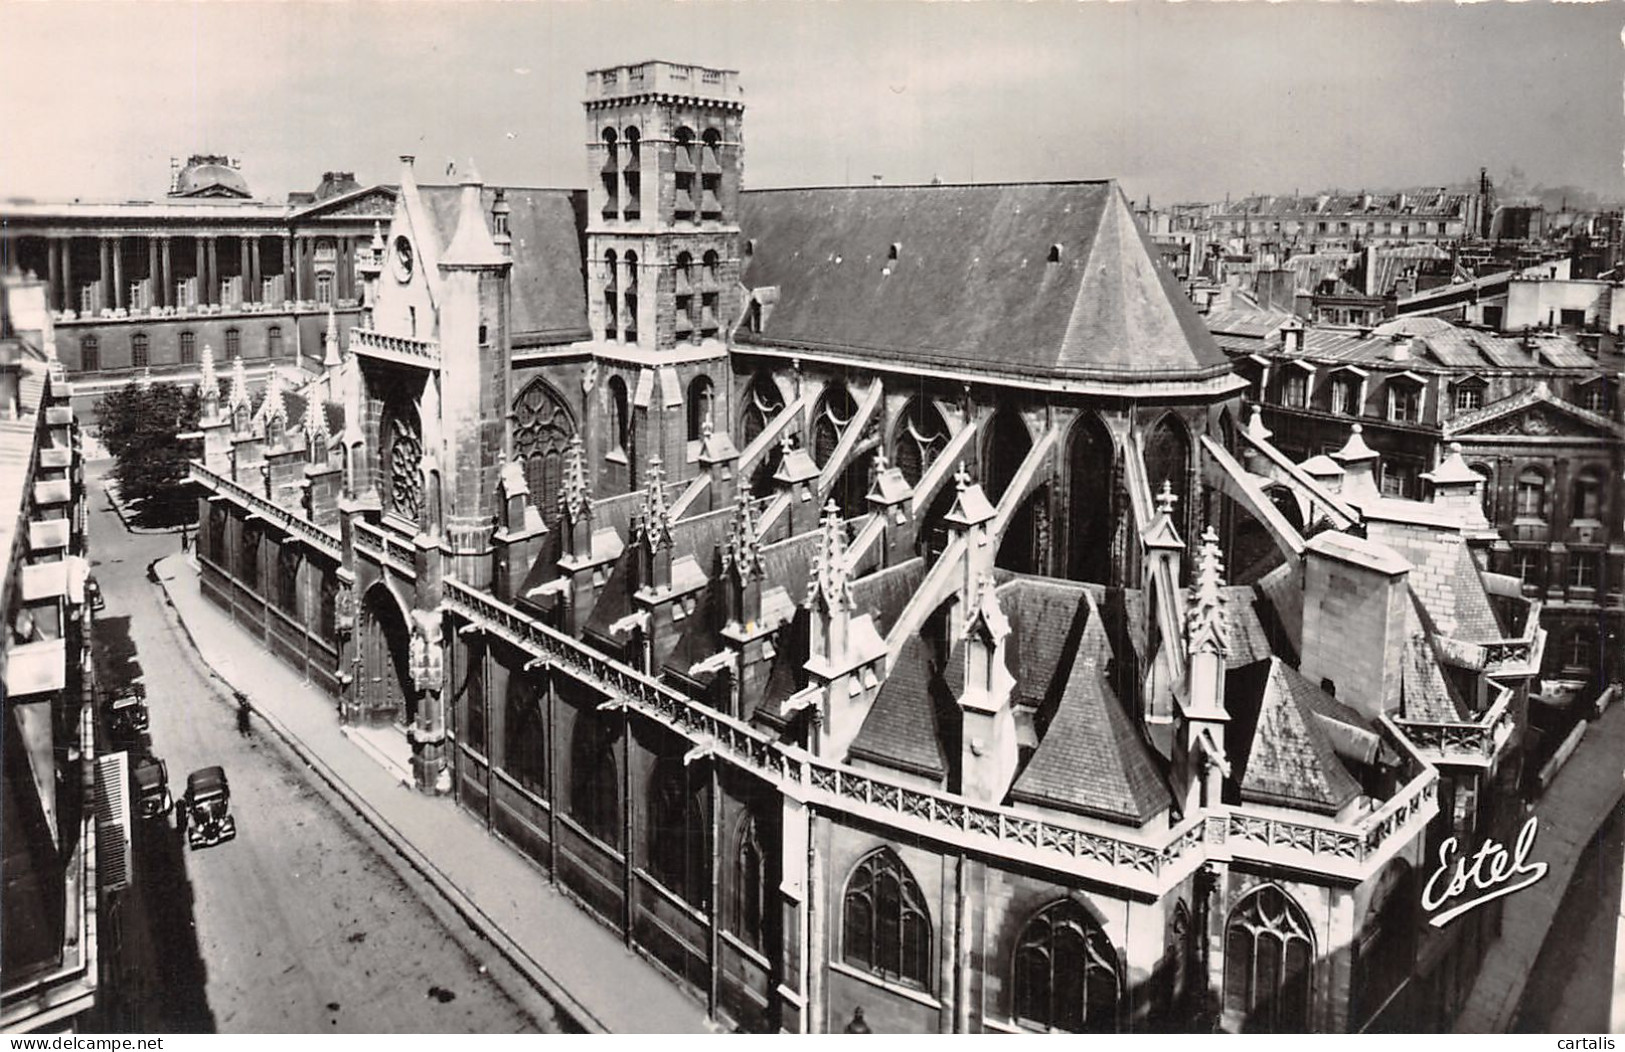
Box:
[842,847,932,990]
[622,127,641,219]
[687,374,715,442]
[607,375,631,456]
[600,128,619,218]
[1012,899,1121,1033]
[1224,885,1315,1032]
[603,249,619,339]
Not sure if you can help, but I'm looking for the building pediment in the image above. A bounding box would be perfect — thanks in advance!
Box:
[1448,394,1622,440]
[293,186,399,222]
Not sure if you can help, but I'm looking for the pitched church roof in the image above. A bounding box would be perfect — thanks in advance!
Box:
[736,182,1232,384]
[1225,659,1364,816]
[1008,600,1173,825]
[414,185,589,346]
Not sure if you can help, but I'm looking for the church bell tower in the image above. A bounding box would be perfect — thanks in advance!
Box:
[583,62,745,494]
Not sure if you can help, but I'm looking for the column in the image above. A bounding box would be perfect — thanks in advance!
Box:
[300,237,315,303]
[112,236,125,309]
[61,240,72,313]
[206,237,219,307]
[46,236,60,311]
[292,236,306,301]
[340,237,353,301]
[281,236,293,304]
[195,238,207,306]
[239,237,251,304]
[249,237,262,304]
[160,237,172,309]
[98,237,112,314]
[147,237,159,311]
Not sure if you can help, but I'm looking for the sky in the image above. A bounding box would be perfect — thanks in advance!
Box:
[1,0,1620,208]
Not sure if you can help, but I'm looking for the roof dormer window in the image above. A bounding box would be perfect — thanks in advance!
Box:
[1047,244,1063,264]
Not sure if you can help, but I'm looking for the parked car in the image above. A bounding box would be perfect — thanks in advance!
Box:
[85,575,104,613]
[107,690,149,736]
[184,766,236,849]
[132,756,172,820]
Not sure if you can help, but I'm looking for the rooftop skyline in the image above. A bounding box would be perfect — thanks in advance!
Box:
[1,1,1620,209]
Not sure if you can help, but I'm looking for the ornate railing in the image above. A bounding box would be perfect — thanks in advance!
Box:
[349,327,440,366]
[1478,600,1542,673]
[1394,685,1515,766]
[190,461,341,560]
[353,519,416,575]
[1222,721,1437,877]
[444,580,797,784]
[444,582,1261,890]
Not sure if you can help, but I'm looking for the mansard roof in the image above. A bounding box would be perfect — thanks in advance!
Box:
[736,181,1232,384]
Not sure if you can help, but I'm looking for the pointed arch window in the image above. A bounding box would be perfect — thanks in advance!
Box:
[813,386,857,468]
[1223,885,1314,1032]
[893,397,948,487]
[276,542,301,614]
[238,521,261,589]
[1012,899,1121,1033]
[569,713,620,848]
[648,755,710,908]
[842,848,932,990]
[512,379,574,525]
[504,669,547,796]
[732,814,768,951]
[460,641,488,757]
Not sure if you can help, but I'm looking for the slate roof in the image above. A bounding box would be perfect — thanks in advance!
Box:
[737,182,1230,383]
[1449,542,1505,641]
[1226,659,1364,816]
[1401,630,1468,723]
[848,635,951,779]
[415,185,589,346]
[1007,602,1173,825]
[997,577,1093,710]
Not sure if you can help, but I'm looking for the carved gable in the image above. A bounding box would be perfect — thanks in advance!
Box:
[1461,403,1614,439]
[295,188,399,222]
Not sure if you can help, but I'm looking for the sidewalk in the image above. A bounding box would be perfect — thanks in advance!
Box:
[1454,694,1625,1033]
[152,554,715,1035]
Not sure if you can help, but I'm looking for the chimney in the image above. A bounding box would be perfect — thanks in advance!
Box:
[1298,531,1411,722]
[1363,244,1379,297]
[1280,315,1305,357]
[1389,332,1411,361]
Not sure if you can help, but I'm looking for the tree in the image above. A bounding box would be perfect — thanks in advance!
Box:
[95,380,203,526]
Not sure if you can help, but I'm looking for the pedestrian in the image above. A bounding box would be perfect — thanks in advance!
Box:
[235,690,252,737]
[180,525,190,552]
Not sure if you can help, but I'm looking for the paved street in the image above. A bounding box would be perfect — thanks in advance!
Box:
[87,462,561,1034]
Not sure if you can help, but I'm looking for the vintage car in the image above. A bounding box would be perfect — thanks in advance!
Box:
[184,766,236,849]
[85,575,104,613]
[132,755,172,820]
[107,690,149,737]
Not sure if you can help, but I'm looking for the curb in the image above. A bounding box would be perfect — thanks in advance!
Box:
[150,561,609,1035]
[103,479,189,536]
